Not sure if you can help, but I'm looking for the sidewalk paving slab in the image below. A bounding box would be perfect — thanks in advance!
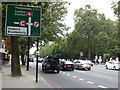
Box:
[2,64,52,89]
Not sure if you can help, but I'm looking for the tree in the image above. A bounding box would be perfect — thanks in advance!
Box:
[74,5,102,59]
[2,2,69,76]
[112,1,120,59]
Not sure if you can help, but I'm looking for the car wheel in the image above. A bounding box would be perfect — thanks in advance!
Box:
[88,68,91,70]
[106,65,108,69]
[44,69,47,73]
[113,66,116,70]
[44,67,47,73]
[57,69,60,73]
[72,68,74,71]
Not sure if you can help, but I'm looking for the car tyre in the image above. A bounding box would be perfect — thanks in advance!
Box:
[88,68,91,70]
[113,66,116,70]
[57,69,60,73]
[44,67,47,73]
[72,68,74,71]
[44,69,47,73]
[106,65,108,69]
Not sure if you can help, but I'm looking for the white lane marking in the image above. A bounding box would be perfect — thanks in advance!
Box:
[98,85,107,88]
[67,74,71,76]
[75,70,86,73]
[79,78,84,81]
[73,76,77,78]
[86,81,94,84]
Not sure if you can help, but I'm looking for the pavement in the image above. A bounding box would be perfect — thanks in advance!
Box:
[1,63,52,89]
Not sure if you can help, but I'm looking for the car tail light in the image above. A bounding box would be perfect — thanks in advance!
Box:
[71,64,74,66]
[80,64,84,65]
[64,64,67,66]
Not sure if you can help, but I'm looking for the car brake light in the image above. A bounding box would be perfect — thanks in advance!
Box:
[71,64,74,66]
[64,64,67,66]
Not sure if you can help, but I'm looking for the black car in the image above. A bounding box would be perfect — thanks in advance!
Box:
[42,56,60,73]
[60,60,74,71]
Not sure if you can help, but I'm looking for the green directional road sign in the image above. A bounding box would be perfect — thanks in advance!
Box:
[5,4,41,37]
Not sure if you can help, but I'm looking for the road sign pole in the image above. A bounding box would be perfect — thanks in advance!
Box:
[27,37,30,71]
[36,37,39,82]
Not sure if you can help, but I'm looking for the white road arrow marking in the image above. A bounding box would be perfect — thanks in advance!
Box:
[87,81,94,84]
[79,78,84,81]
[73,76,77,78]
[98,85,107,88]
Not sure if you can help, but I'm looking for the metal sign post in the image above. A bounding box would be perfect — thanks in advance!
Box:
[36,38,39,82]
[26,37,30,71]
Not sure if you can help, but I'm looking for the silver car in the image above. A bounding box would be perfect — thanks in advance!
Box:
[73,60,91,70]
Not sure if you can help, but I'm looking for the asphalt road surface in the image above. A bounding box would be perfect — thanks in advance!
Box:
[29,62,119,88]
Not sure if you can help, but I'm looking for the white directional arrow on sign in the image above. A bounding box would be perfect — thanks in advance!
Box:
[27,17,33,36]
[14,17,33,36]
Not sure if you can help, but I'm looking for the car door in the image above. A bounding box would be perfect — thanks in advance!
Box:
[108,62,113,69]
[74,61,79,68]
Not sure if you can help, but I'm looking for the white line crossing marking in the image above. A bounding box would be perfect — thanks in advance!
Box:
[67,74,71,76]
[98,85,107,88]
[75,70,86,73]
[78,78,84,81]
[73,76,77,78]
[86,81,94,84]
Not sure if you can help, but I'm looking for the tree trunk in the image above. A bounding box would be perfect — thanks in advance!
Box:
[11,36,22,76]
[88,36,91,60]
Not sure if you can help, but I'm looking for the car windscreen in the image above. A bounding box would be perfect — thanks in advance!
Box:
[80,61,89,64]
[64,61,73,64]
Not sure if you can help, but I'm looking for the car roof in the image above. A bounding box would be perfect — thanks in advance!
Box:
[64,61,73,64]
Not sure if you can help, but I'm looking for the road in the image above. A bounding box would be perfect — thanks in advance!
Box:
[29,62,119,88]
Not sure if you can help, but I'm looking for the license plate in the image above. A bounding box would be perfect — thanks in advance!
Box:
[67,65,71,67]
[47,64,50,67]
[85,66,89,68]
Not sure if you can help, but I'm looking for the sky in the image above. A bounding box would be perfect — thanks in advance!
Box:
[30,0,118,54]
[64,0,118,32]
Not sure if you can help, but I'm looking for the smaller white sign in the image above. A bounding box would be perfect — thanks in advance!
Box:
[7,26,27,35]
[80,52,83,56]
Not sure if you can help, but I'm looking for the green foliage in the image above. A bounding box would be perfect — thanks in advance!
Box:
[40,5,118,59]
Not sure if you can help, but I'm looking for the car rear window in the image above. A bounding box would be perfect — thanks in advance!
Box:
[65,61,73,64]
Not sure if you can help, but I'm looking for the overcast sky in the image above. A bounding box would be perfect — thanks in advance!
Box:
[64,0,118,32]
